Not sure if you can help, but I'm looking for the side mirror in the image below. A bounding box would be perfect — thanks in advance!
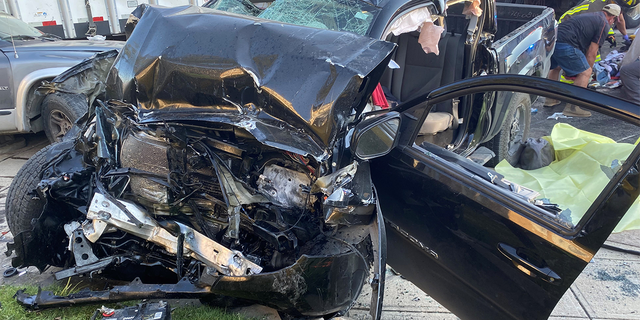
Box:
[352,112,401,160]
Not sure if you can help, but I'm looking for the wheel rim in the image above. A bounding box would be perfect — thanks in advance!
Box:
[49,110,73,141]
[507,105,526,157]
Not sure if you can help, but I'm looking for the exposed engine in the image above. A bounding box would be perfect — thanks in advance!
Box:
[107,123,325,274]
[7,5,393,316]
[10,101,376,297]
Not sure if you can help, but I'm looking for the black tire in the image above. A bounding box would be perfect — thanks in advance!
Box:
[42,93,88,143]
[5,144,54,235]
[623,7,640,28]
[484,94,531,167]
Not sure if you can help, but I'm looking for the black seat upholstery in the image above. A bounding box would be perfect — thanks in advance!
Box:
[380,32,465,111]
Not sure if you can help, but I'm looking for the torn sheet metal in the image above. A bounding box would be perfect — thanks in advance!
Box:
[207,243,368,317]
[312,161,375,225]
[36,50,118,104]
[105,5,395,160]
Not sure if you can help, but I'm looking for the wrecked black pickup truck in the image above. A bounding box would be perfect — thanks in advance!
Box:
[38,0,556,168]
[7,1,640,320]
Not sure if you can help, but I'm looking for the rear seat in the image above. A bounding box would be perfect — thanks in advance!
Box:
[380,31,465,135]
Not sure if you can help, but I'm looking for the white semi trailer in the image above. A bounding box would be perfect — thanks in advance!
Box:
[0,0,207,39]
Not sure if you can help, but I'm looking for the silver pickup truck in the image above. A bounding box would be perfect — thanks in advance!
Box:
[0,12,122,141]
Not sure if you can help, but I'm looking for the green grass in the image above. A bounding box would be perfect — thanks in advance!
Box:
[0,284,248,320]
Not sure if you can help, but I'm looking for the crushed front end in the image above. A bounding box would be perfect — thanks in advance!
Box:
[6,5,394,318]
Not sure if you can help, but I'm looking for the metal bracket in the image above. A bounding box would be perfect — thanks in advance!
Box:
[71,229,99,267]
[16,277,211,309]
[55,255,125,280]
[84,193,262,276]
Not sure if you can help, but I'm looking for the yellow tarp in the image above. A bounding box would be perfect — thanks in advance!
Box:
[495,123,640,233]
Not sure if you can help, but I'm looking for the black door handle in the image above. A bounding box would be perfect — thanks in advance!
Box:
[498,243,561,284]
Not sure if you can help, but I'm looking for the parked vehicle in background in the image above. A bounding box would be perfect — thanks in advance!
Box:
[0,0,208,39]
[0,12,123,141]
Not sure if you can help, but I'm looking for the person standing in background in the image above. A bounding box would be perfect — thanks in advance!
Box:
[559,0,631,48]
[546,4,621,117]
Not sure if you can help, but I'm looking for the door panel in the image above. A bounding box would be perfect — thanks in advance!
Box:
[374,76,640,320]
[374,149,588,320]
[0,51,13,110]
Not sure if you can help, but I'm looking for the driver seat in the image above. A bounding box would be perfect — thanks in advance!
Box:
[380,31,465,135]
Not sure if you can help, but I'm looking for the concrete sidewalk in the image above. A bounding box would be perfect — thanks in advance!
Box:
[346,240,640,320]
[1,134,639,320]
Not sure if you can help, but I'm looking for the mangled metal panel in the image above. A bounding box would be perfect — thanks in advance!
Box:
[105,5,395,160]
[28,50,118,121]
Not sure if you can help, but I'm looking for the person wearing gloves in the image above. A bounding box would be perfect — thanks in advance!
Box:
[546,4,621,117]
[559,0,632,48]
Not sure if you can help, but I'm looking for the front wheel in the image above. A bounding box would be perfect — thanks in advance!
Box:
[5,144,55,236]
[484,94,531,167]
[42,93,88,143]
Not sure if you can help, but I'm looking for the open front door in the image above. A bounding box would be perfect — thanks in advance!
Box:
[372,75,640,320]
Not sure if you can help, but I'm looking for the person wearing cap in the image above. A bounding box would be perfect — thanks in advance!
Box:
[545,3,621,117]
[559,0,631,48]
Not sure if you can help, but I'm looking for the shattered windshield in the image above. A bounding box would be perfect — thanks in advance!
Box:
[204,0,262,16]
[203,0,380,36]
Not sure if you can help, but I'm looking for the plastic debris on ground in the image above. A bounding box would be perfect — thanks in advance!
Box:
[87,35,106,41]
[2,267,17,278]
[547,112,571,120]
[495,123,640,232]
[604,80,622,88]
[90,301,171,320]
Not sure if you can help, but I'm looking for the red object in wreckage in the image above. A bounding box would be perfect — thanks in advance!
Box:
[372,83,389,109]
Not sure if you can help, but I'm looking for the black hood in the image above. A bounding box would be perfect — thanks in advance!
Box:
[106,5,395,160]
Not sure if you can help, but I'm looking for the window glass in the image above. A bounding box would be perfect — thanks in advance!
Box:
[409,90,639,230]
[205,0,262,16]
[203,0,380,35]
[0,14,43,40]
